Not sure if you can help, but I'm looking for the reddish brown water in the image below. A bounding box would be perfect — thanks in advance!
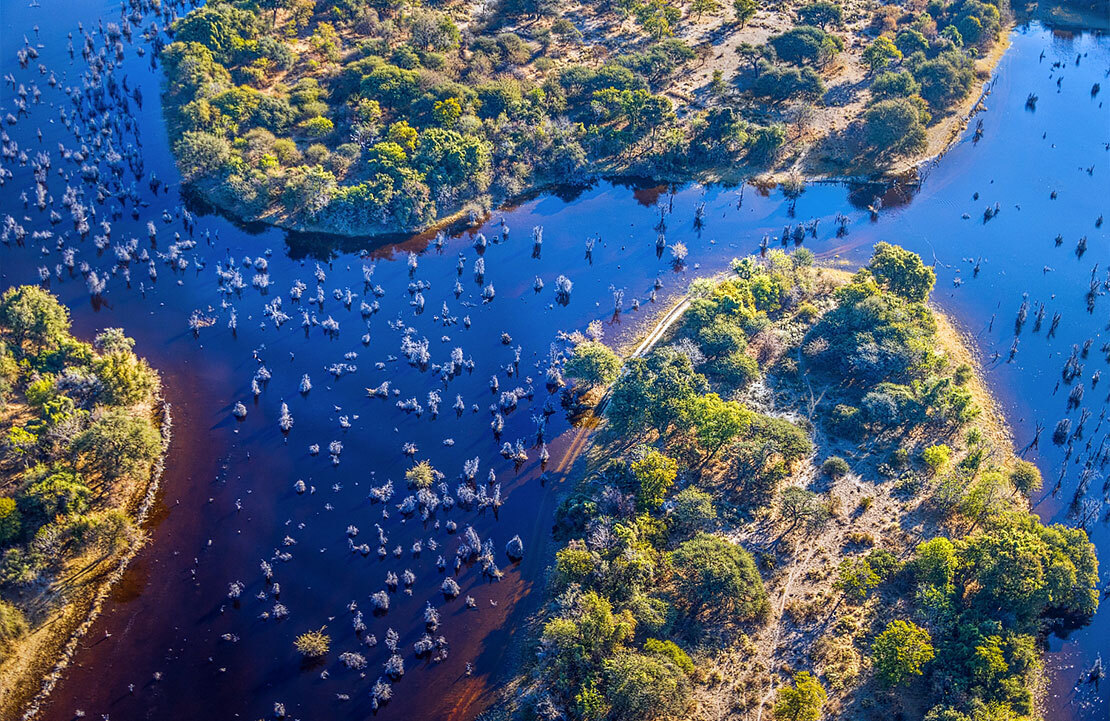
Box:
[1,3,1107,720]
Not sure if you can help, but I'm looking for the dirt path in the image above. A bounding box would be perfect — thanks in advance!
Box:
[753,545,819,721]
[554,292,693,477]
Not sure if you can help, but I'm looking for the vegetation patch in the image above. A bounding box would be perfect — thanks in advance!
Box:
[161,0,1008,235]
[514,245,1098,721]
[0,287,166,720]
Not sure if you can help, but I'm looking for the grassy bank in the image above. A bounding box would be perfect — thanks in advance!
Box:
[0,287,171,721]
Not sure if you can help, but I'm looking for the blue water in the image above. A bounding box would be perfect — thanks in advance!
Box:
[0,3,1106,719]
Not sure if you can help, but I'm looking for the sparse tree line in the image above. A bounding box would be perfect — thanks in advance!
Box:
[0,287,162,661]
[528,244,1097,720]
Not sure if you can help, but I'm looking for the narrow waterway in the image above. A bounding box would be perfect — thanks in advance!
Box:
[0,4,1106,720]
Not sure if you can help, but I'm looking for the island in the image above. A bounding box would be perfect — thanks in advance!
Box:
[515,245,1100,721]
[161,0,1006,235]
[0,287,168,720]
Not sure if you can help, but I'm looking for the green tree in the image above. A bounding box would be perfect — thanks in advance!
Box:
[542,591,636,683]
[671,533,767,619]
[733,0,757,26]
[18,471,92,525]
[603,652,691,721]
[73,409,161,485]
[773,671,827,721]
[835,555,881,601]
[413,128,492,194]
[691,0,722,19]
[565,341,622,389]
[634,0,682,38]
[173,131,232,182]
[895,28,929,57]
[797,1,842,29]
[956,513,1099,623]
[0,286,71,353]
[871,619,934,686]
[630,450,678,509]
[769,26,843,66]
[0,498,21,545]
[778,486,829,534]
[868,242,936,303]
[669,487,717,537]
[1008,460,1042,496]
[864,98,927,158]
[914,51,974,110]
[681,393,751,462]
[93,351,160,406]
[862,36,902,74]
[870,69,921,101]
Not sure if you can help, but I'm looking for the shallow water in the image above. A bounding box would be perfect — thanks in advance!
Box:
[0,4,1107,720]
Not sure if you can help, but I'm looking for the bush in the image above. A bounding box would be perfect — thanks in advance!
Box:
[643,638,694,674]
[0,498,21,545]
[751,63,825,101]
[173,131,232,182]
[871,69,921,100]
[671,533,768,620]
[299,116,334,137]
[822,456,850,478]
[294,627,331,656]
[870,620,934,686]
[863,99,927,158]
[922,444,951,474]
[0,599,27,657]
[773,671,827,721]
[709,350,760,388]
[829,404,864,440]
[668,487,717,537]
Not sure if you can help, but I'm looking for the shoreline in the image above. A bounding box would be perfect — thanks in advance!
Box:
[1,400,174,721]
[179,20,1026,241]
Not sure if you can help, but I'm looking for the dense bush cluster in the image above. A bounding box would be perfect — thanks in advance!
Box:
[0,287,161,658]
[860,0,1000,156]
[535,245,1099,721]
[536,251,822,719]
[161,0,785,234]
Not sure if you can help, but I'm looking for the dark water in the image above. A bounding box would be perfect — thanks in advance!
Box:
[0,3,1106,719]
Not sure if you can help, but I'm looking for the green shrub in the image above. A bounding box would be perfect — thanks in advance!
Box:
[871,620,934,686]
[299,116,334,138]
[0,498,21,545]
[671,533,768,620]
[922,444,951,475]
[822,456,850,478]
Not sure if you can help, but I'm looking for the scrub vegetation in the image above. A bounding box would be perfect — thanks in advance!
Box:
[0,287,165,715]
[161,0,1008,235]
[520,245,1098,721]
